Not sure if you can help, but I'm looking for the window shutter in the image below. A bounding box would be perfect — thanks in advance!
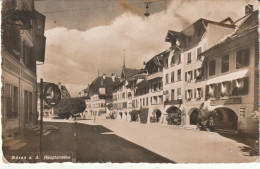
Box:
[243,77,249,95]
[215,83,221,99]
[194,69,197,78]
[185,72,187,81]
[244,49,250,67]
[191,71,193,80]
[227,81,232,96]
[231,80,236,95]
[185,90,187,99]
[201,87,203,98]
[205,85,209,100]
[194,89,196,99]
[191,90,193,99]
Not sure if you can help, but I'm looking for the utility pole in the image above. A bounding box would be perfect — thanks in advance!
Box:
[40,78,43,161]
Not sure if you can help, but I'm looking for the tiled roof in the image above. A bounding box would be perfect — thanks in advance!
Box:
[88,76,119,97]
[122,68,144,79]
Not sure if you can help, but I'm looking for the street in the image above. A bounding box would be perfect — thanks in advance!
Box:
[3,118,259,163]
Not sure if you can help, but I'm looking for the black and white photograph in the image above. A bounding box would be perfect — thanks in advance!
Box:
[1,0,259,164]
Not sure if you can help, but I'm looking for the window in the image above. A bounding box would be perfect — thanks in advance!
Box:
[4,85,19,119]
[146,97,148,105]
[165,73,169,84]
[197,47,202,60]
[177,53,181,64]
[158,82,162,90]
[185,71,193,82]
[194,67,204,80]
[158,95,163,104]
[177,69,182,81]
[165,58,169,68]
[177,88,181,98]
[195,87,203,99]
[221,55,229,73]
[209,60,216,76]
[171,89,175,100]
[185,89,193,100]
[187,52,191,64]
[171,52,181,65]
[171,71,175,83]
[236,48,249,69]
[171,54,175,65]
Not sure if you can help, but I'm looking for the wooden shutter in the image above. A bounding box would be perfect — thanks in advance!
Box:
[194,89,197,99]
[185,72,187,81]
[243,77,249,95]
[205,85,209,100]
[201,87,203,98]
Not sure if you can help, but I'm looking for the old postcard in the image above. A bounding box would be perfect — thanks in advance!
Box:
[1,0,259,164]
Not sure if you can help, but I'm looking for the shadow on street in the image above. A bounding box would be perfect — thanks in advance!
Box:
[3,122,174,163]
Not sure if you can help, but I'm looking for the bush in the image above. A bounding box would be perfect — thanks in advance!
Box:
[166,113,181,125]
[197,108,217,131]
[138,108,148,124]
[130,110,139,121]
[54,97,86,119]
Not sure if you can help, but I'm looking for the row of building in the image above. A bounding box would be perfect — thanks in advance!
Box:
[2,0,46,140]
[78,5,259,135]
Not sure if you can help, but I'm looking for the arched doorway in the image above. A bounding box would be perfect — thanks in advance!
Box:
[155,110,162,122]
[214,108,238,131]
[150,109,162,123]
[166,106,182,125]
[190,109,199,125]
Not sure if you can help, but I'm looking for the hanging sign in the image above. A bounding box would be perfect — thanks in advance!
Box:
[43,83,61,107]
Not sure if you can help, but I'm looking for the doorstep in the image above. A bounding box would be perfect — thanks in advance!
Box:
[178,125,198,131]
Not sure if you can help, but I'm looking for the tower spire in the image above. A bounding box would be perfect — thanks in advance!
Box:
[123,49,126,69]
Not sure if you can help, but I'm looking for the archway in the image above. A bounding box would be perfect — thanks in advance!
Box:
[166,106,182,125]
[214,107,238,131]
[155,110,162,122]
[151,109,162,123]
[190,109,199,125]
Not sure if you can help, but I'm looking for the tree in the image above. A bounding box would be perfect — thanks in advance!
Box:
[54,97,86,119]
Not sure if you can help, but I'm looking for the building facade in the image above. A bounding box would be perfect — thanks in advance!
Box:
[86,74,119,118]
[201,9,259,134]
[1,0,46,140]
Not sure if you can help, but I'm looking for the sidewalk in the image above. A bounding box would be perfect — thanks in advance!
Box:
[76,118,259,163]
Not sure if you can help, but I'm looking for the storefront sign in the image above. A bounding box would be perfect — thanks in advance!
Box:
[164,99,182,105]
[240,106,246,118]
[210,98,241,106]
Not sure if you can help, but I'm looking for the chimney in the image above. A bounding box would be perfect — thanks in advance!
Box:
[102,74,106,79]
[245,4,253,16]
[111,73,115,82]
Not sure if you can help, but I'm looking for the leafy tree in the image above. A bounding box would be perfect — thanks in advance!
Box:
[54,97,86,119]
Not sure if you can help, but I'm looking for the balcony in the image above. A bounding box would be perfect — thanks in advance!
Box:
[147,71,163,81]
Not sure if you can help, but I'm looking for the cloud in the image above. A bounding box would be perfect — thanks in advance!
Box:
[37,0,258,97]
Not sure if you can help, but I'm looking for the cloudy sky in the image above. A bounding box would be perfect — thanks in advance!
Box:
[35,0,258,97]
